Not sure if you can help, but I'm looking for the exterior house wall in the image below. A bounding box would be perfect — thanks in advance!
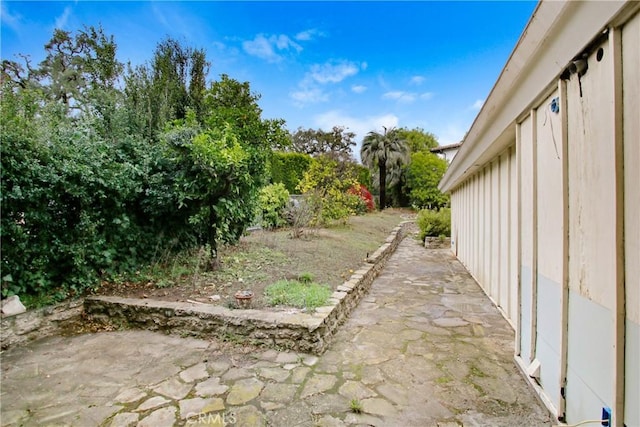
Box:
[622,12,639,425]
[440,2,639,426]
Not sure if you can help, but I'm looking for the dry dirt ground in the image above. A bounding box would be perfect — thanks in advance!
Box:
[92,209,415,310]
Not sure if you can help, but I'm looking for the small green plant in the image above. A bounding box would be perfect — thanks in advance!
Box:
[264,279,331,310]
[298,272,314,283]
[416,208,451,241]
[349,398,363,413]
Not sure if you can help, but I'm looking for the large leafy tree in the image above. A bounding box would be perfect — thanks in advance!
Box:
[124,37,209,140]
[360,126,409,210]
[404,151,449,209]
[166,76,280,269]
[37,26,122,110]
[289,126,356,162]
[397,127,438,152]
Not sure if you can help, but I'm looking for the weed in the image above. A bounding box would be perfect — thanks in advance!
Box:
[298,272,314,283]
[349,398,363,413]
[264,279,331,310]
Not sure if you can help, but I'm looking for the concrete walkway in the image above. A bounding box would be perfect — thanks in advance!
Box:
[0,235,553,427]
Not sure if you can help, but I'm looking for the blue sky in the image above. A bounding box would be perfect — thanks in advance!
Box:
[1,1,537,147]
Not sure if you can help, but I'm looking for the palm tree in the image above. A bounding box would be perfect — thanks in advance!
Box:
[360,126,409,210]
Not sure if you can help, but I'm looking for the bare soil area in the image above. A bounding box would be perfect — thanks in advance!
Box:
[93,209,414,309]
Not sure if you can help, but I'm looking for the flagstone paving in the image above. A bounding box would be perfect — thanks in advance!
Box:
[0,234,553,426]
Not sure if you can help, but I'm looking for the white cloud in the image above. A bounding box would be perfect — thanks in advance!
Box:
[295,28,324,41]
[383,91,416,103]
[314,110,399,146]
[243,34,301,63]
[1,3,22,32]
[420,92,434,100]
[309,60,362,84]
[290,88,329,106]
[410,75,425,85]
[54,5,72,29]
[434,123,467,146]
[351,85,367,94]
[470,99,484,110]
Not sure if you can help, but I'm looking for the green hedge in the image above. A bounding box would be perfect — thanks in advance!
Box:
[270,152,312,193]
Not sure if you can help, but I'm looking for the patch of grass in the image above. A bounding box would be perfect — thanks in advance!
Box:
[298,272,314,283]
[264,279,332,310]
[349,398,363,413]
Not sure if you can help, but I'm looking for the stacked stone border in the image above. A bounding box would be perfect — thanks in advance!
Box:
[1,299,84,350]
[83,221,412,355]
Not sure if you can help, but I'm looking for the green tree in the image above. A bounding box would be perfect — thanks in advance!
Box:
[123,37,210,140]
[37,26,122,110]
[290,126,356,162]
[404,151,449,209]
[397,127,438,153]
[165,75,278,268]
[360,126,409,210]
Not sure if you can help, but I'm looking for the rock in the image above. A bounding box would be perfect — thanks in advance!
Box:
[226,378,264,405]
[136,407,176,427]
[232,405,265,427]
[109,412,138,427]
[257,367,290,382]
[135,396,170,412]
[209,295,221,302]
[259,383,298,403]
[178,397,224,419]
[300,374,337,398]
[338,381,377,400]
[180,363,209,383]
[195,377,229,397]
[361,397,397,416]
[153,377,193,400]
[113,388,147,404]
[316,415,346,427]
[1,295,26,316]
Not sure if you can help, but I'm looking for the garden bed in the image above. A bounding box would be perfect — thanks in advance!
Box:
[84,220,412,354]
[92,209,414,311]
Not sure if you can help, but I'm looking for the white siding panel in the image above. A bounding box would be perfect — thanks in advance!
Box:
[566,38,616,424]
[519,115,535,362]
[534,91,565,410]
[499,154,510,317]
[491,161,501,305]
[509,148,519,325]
[623,11,640,427]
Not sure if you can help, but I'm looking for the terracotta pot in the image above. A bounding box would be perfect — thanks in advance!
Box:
[234,290,254,308]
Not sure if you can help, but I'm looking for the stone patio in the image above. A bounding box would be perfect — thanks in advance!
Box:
[0,234,553,426]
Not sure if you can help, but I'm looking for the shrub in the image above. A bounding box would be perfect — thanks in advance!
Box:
[258,183,290,229]
[270,152,313,194]
[348,184,375,212]
[297,156,361,225]
[264,279,331,310]
[417,208,451,240]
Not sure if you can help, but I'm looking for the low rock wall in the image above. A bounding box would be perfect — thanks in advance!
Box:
[1,300,84,350]
[85,221,412,355]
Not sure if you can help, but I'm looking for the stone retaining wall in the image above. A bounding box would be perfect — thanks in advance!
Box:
[1,300,84,350]
[85,221,412,355]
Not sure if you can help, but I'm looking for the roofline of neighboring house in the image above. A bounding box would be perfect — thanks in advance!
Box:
[430,142,462,153]
[439,0,639,193]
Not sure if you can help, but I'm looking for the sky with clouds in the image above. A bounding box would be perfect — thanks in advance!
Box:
[1,1,537,149]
